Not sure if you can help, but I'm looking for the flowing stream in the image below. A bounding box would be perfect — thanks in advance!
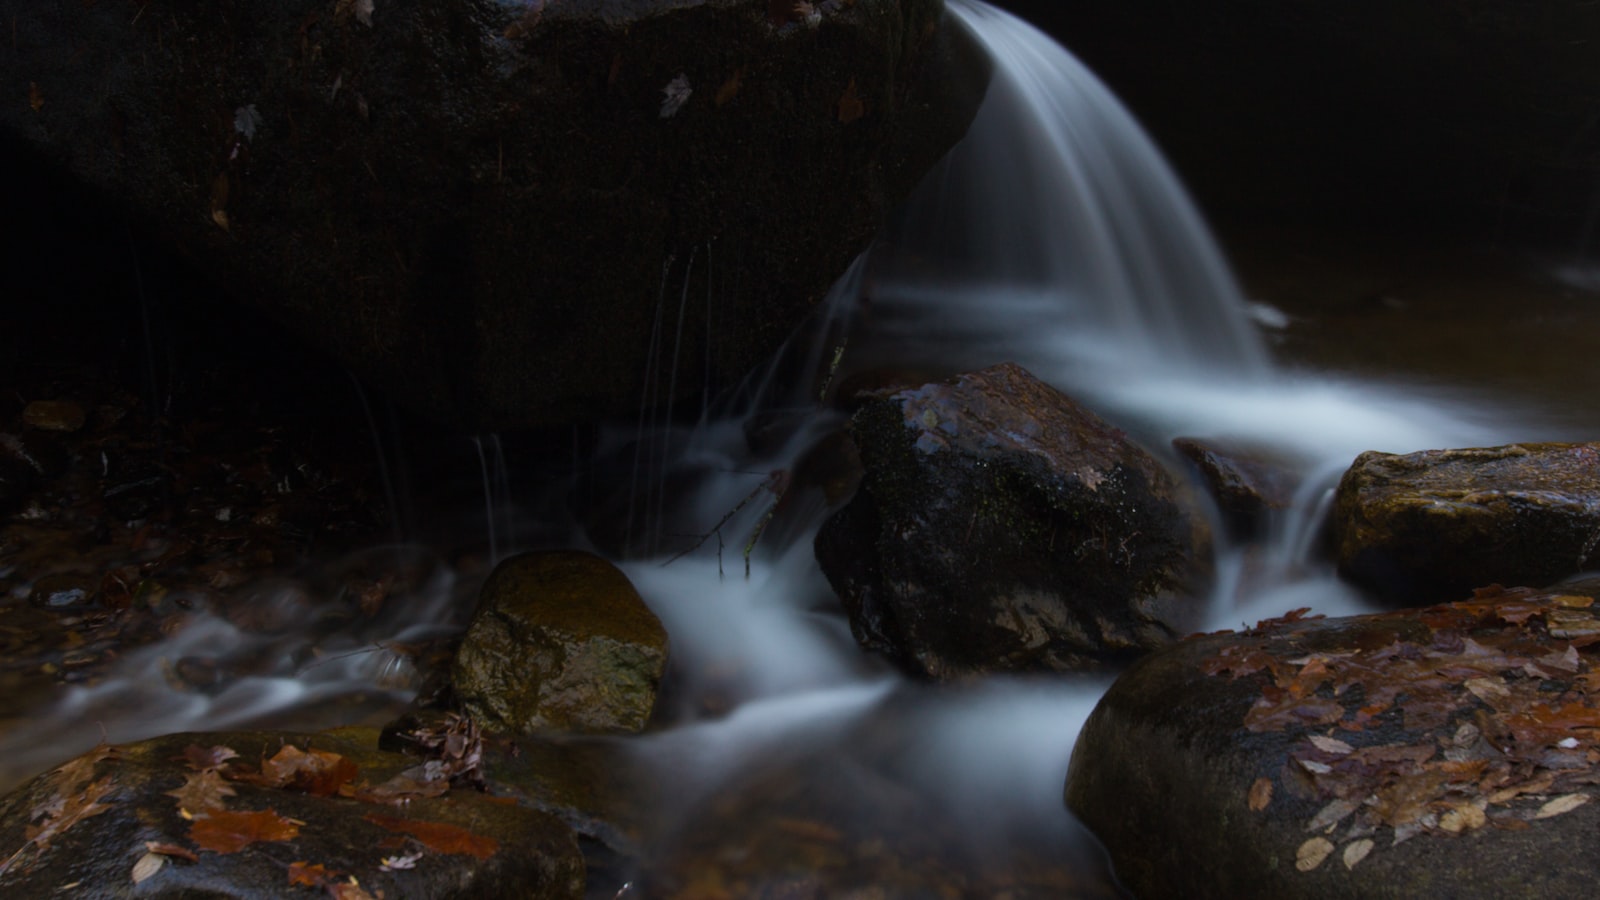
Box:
[4,0,1596,888]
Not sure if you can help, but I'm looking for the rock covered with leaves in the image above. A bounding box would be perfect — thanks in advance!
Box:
[1066,586,1600,899]
[1334,443,1600,605]
[815,362,1208,679]
[453,551,669,735]
[0,0,988,430]
[0,729,583,898]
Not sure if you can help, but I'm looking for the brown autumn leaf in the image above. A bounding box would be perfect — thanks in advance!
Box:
[1533,792,1590,820]
[1247,777,1273,812]
[166,769,236,814]
[837,78,865,124]
[237,745,360,797]
[715,68,745,107]
[145,841,199,863]
[181,744,240,772]
[28,82,44,112]
[364,813,498,859]
[1,774,117,877]
[1438,803,1487,833]
[288,860,336,887]
[1342,838,1374,870]
[1295,836,1334,872]
[53,741,119,792]
[189,808,301,854]
[329,880,378,900]
[210,173,230,231]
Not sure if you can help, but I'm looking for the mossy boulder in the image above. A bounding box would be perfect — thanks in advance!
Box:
[0,729,583,898]
[0,0,989,430]
[1334,443,1600,605]
[815,362,1208,679]
[1066,587,1600,899]
[453,551,668,735]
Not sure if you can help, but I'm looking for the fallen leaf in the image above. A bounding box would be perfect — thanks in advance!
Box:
[1438,803,1487,833]
[1342,838,1374,870]
[837,78,865,124]
[29,82,43,112]
[190,808,301,854]
[1306,797,1361,832]
[1295,837,1334,872]
[210,173,230,231]
[130,852,164,883]
[166,769,236,814]
[1307,735,1355,755]
[288,861,335,888]
[1533,792,1591,820]
[1463,677,1511,704]
[380,851,422,871]
[330,880,377,900]
[1247,777,1273,812]
[144,841,199,862]
[243,745,359,797]
[1,775,116,877]
[181,745,239,772]
[660,74,692,119]
[715,68,744,107]
[364,813,498,859]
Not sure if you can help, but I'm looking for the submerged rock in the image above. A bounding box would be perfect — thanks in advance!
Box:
[0,0,989,430]
[0,729,583,898]
[1066,587,1600,899]
[816,362,1207,679]
[1173,436,1300,539]
[1333,443,1600,605]
[453,551,668,735]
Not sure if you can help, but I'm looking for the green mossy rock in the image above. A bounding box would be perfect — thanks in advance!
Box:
[0,729,583,898]
[1334,443,1600,605]
[1067,588,1600,899]
[453,551,668,735]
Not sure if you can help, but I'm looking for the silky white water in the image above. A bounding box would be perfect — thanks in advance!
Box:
[2,0,1588,885]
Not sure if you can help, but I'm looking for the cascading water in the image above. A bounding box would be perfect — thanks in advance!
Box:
[2,0,1592,890]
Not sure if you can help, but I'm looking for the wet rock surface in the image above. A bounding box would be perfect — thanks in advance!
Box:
[2,0,988,430]
[1067,587,1600,899]
[0,728,584,898]
[816,362,1207,679]
[453,551,669,735]
[1334,443,1600,605]
[1173,436,1300,538]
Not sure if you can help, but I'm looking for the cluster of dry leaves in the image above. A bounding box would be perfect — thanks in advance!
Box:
[1203,587,1600,873]
[1,715,496,896]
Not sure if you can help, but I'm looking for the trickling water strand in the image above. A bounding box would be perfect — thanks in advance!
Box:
[626,254,677,557]
[472,435,500,564]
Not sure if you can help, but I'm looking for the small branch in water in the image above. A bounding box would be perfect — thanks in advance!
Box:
[663,470,789,579]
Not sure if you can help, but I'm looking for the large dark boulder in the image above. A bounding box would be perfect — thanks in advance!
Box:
[1066,586,1600,899]
[0,729,583,898]
[1,0,988,429]
[1333,443,1600,605]
[816,362,1208,679]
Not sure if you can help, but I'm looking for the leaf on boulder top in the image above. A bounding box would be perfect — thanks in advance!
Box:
[55,740,119,782]
[189,808,301,854]
[2,774,118,877]
[130,852,164,884]
[1295,837,1334,872]
[181,745,239,772]
[1533,792,1591,820]
[1438,802,1487,833]
[364,813,498,859]
[837,79,865,124]
[1307,735,1355,755]
[235,745,359,797]
[288,861,336,887]
[1342,838,1374,870]
[1247,777,1273,812]
[660,74,692,119]
[167,769,236,814]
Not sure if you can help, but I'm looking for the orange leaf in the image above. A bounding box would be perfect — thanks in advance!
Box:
[287,861,335,887]
[364,813,498,860]
[837,78,865,124]
[239,745,360,797]
[190,808,301,854]
[166,769,236,814]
